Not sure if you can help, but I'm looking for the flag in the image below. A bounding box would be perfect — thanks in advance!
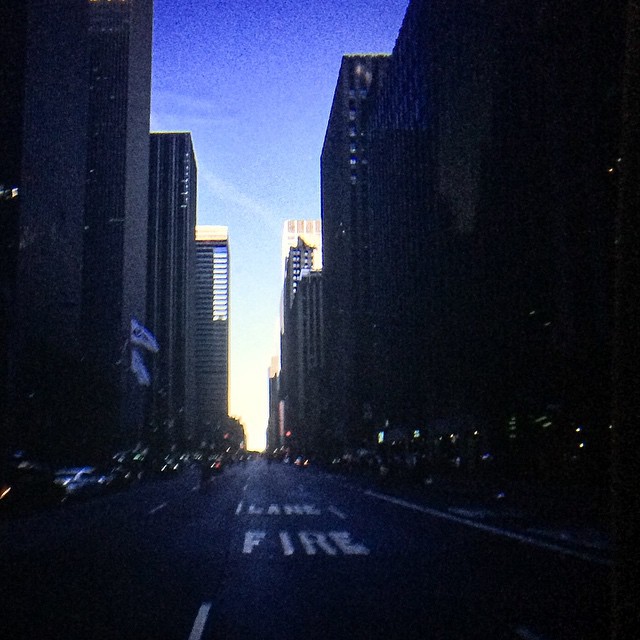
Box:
[131,348,151,386]
[130,318,159,353]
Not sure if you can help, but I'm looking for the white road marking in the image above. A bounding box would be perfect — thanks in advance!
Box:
[514,625,551,640]
[239,503,322,515]
[328,506,347,520]
[243,483,248,492]
[148,502,167,515]
[243,530,266,554]
[280,531,295,555]
[328,531,369,555]
[241,530,370,556]
[188,602,212,640]
[364,490,612,566]
[235,501,243,515]
[448,507,491,519]
[299,531,337,555]
[191,485,199,492]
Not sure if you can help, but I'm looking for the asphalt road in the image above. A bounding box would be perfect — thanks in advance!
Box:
[1,459,611,640]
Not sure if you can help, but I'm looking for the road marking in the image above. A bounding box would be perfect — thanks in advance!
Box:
[243,483,248,492]
[448,507,491,519]
[188,602,212,640]
[514,625,551,640]
[364,490,612,566]
[328,531,369,555]
[148,502,167,515]
[235,501,243,515]
[328,506,347,520]
[191,485,199,492]
[243,530,266,553]
[283,504,320,515]
[280,531,295,555]
[242,530,370,556]
[299,531,338,555]
[236,503,322,515]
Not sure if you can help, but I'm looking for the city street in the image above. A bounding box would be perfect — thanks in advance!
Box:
[1,459,611,640]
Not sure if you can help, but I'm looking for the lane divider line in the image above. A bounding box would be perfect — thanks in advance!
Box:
[235,501,243,515]
[188,602,212,640]
[364,490,611,566]
[148,502,167,515]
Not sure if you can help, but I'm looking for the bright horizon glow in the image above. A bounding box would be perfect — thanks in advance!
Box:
[151,0,409,451]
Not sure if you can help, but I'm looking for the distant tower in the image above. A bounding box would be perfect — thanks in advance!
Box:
[12,0,153,459]
[281,219,322,271]
[280,236,323,453]
[194,225,230,443]
[147,132,198,450]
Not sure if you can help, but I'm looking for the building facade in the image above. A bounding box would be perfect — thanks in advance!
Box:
[364,0,623,478]
[0,2,28,459]
[280,238,323,454]
[281,219,322,271]
[147,132,197,452]
[321,55,390,451]
[266,356,281,453]
[194,225,230,444]
[10,0,153,461]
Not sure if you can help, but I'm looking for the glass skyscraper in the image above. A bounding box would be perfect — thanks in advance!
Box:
[194,225,229,443]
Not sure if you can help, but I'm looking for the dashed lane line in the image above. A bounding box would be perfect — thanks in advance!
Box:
[364,490,611,566]
[148,502,167,515]
[187,602,212,640]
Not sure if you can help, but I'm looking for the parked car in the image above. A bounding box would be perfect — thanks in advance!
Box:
[53,466,108,500]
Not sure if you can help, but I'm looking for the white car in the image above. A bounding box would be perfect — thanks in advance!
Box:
[53,467,108,499]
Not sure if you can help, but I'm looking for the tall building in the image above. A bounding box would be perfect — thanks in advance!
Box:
[0,2,28,457]
[364,0,624,477]
[147,132,197,452]
[194,225,229,443]
[10,0,153,461]
[280,237,323,452]
[321,54,390,450]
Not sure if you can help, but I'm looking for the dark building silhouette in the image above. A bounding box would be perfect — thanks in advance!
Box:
[280,237,324,455]
[363,0,624,478]
[0,2,28,457]
[194,226,229,444]
[147,132,197,452]
[10,0,153,462]
[266,357,281,453]
[321,54,390,452]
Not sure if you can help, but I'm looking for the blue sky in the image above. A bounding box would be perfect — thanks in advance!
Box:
[150,0,409,450]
